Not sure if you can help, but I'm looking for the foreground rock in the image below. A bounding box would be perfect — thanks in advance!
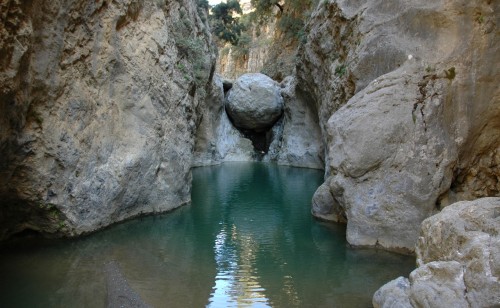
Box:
[373,198,500,307]
[225,73,284,132]
[0,0,215,238]
[302,0,499,252]
[324,64,457,252]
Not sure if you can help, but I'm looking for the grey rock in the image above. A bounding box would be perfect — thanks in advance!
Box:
[215,112,256,162]
[193,75,226,166]
[374,198,500,307]
[194,75,324,169]
[373,277,411,308]
[416,198,500,307]
[225,73,284,131]
[0,0,216,238]
[275,76,324,169]
[193,74,256,165]
[301,0,500,252]
[324,64,457,252]
[311,179,346,223]
[409,261,468,308]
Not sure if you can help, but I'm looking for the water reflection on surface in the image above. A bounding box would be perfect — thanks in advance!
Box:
[0,162,415,307]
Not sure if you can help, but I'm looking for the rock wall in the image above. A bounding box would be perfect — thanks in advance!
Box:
[300,0,500,252]
[0,0,216,239]
[216,2,303,82]
[373,198,500,307]
[275,76,324,169]
[216,22,275,80]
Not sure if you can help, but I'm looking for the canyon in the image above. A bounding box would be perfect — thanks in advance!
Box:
[0,0,499,306]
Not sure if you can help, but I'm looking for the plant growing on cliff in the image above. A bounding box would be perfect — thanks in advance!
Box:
[231,33,252,58]
[247,0,316,42]
[251,0,284,15]
[209,0,244,45]
[196,0,209,10]
[444,67,456,80]
[335,64,346,77]
[175,37,210,89]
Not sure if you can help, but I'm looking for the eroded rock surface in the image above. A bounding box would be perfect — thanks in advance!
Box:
[311,178,345,223]
[374,198,500,308]
[274,76,324,169]
[0,0,216,238]
[325,64,457,252]
[301,0,500,252]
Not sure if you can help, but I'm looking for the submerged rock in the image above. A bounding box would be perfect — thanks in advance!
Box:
[225,73,284,132]
[374,198,500,307]
[105,261,152,308]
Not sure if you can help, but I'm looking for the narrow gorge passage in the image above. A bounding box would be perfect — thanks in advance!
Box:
[0,163,414,307]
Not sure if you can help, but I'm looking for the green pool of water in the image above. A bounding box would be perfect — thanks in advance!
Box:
[0,162,415,307]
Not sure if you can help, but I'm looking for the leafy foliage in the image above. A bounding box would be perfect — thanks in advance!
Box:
[248,0,318,40]
[277,15,304,40]
[210,0,244,45]
[334,64,346,77]
[196,0,210,21]
[231,33,252,58]
[196,0,209,10]
[250,0,283,16]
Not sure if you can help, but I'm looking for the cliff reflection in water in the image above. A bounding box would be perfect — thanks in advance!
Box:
[0,162,414,307]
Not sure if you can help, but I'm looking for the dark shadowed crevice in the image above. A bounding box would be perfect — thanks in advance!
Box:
[225,111,281,154]
[0,196,67,241]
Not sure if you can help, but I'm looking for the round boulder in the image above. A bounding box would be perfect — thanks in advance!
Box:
[225,73,284,131]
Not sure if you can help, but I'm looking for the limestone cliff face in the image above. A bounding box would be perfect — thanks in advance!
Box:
[0,0,216,238]
[300,0,499,252]
[216,22,275,80]
[216,2,303,82]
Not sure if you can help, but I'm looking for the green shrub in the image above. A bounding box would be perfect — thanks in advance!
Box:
[232,33,252,58]
[444,67,456,80]
[335,64,346,77]
[196,0,209,10]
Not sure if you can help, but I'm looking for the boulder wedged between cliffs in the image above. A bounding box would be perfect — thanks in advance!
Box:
[225,73,284,132]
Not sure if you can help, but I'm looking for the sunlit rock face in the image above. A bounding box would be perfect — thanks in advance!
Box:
[374,198,500,308]
[300,0,500,252]
[0,0,216,239]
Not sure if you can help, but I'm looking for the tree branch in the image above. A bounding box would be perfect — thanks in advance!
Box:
[275,3,284,13]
